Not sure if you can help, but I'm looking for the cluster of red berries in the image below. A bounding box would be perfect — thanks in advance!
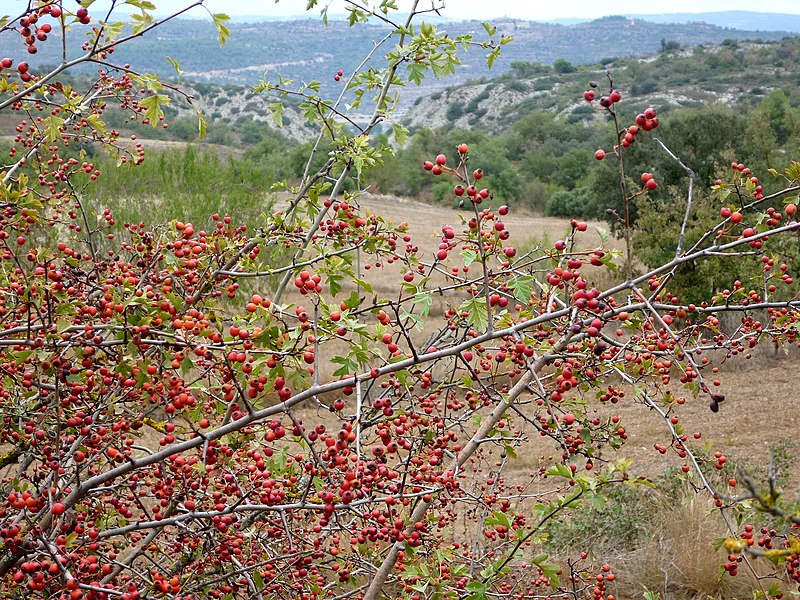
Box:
[293,269,322,295]
[333,69,343,81]
[0,57,34,82]
[640,171,658,191]
[583,86,621,108]
[423,153,448,175]
[622,107,660,147]
[12,4,73,56]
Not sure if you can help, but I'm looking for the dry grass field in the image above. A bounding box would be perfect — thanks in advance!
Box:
[355,192,800,493]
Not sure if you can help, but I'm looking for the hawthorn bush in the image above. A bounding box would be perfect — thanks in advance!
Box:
[1,2,800,600]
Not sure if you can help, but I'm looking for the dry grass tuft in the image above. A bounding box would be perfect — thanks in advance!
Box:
[612,490,786,600]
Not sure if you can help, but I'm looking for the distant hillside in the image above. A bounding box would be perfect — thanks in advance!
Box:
[115,36,799,147]
[625,11,800,33]
[402,37,800,133]
[1,14,793,110]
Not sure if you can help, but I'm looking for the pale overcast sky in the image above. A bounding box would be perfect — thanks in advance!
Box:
[10,1,800,21]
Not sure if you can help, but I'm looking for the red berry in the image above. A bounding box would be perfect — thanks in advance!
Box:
[609,90,622,103]
[458,143,469,154]
[730,212,743,224]
[583,90,595,102]
[641,172,654,183]
[435,154,447,166]
[1,58,12,69]
[594,149,605,160]
[473,169,483,180]
[644,107,657,119]
[17,62,29,73]
[645,179,658,191]
[51,503,66,515]
[453,185,465,196]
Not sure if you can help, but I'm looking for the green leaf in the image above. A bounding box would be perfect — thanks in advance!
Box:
[252,570,263,591]
[545,463,573,479]
[458,296,488,332]
[165,56,182,77]
[461,248,478,267]
[785,161,800,181]
[482,22,497,37]
[465,580,488,600]
[268,102,284,127]
[42,116,65,142]
[391,123,408,146]
[508,275,533,303]
[595,225,610,245]
[124,0,157,8]
[138,93,170,126]
[197,110,207,139]
[352,278,373,294]
[411,291,432,318]
[212,13,231,46]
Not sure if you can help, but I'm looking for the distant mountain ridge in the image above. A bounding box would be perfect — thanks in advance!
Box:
[623,11,800,33]
[0,12,795,109]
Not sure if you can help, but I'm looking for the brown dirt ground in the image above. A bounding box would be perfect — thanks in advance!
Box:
[352,193,800,494]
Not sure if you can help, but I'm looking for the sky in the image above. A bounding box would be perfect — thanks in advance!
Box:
[11,1,800,21]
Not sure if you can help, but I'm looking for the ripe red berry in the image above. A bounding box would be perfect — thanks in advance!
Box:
[720,207,732,218]
[594,149,605,160]
[423,161,433,171]
[17,62,29,73]
[645,178,658,191]
[337,69,343,76]
[50,6,62,18]
[1,58,12,69]
[644,107,657,119]
[436,249,448,261]
[786,203,797,217]
[453,185,465,196]
[583,90,595,102]
[473,168,483,180]
[641,172,654,183]
[730,212,743,224]
[458,143,469,154]
[435,154,447,166]
[51,503,66,515]
[609,90,622,103]
[77,8,89,19]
